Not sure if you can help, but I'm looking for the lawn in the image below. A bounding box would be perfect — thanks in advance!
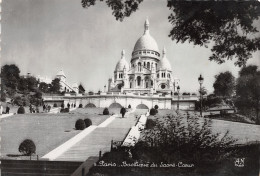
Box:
[0,108,113,160]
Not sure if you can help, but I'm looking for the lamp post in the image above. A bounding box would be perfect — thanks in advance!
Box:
[104,85,106,93]
[177,85,180,111]
[198,74,204,117]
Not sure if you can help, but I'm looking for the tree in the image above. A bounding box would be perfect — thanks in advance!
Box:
[1,64,20,90]
[81,1,260,66]
[49,78,61,93]
[213,71,235,97]
[235,65,260,124]
[26,76,38,92]
[78,83,85,93]
[39,82,50,93]
[198,86,207,96]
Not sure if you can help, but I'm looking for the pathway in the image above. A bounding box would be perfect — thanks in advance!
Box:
[54,111,138,161]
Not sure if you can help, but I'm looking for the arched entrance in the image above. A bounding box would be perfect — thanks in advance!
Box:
[109,103,123,108]
[136,104,149,109]
[85,103,96,108]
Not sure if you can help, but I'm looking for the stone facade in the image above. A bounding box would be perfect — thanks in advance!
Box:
[108,19,180,95]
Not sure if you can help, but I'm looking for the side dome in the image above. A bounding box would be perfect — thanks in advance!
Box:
[115,50,129,71]
[133,19,159,53]
[158,47,172,71]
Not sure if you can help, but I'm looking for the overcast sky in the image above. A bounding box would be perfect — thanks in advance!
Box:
[2,0,260,93]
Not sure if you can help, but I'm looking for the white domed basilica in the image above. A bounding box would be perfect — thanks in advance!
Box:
[108,19,180,94]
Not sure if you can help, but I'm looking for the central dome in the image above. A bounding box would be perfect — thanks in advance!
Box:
[133,19,159,53]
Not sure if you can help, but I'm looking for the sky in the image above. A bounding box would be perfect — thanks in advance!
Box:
[2,0,260,93]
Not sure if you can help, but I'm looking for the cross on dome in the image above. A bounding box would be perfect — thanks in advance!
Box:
[144,18,149,34]
[121,49,125,58]
[163,47,166,56]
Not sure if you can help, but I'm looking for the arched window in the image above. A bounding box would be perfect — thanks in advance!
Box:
[168,73,170,78]
[151,80,153,86]
[161,73,163,78]
[144,62,146,67]
[157,74,159,78]
[138,62,141,72]
[147,62,150,69]
[151,63,154,69]
[137,76,141,86]
[155,63,157,70]
[146,82,149,88]
[130,82,132,88]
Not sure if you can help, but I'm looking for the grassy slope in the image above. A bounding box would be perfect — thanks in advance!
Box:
[0,108,114,159]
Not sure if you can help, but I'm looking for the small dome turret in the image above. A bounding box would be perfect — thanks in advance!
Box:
[115,50,129,71]
[158,47,172,71]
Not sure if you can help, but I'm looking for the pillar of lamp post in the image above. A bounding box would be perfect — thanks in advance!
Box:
[177,86,180,111]
[198,74,204,117]
[104,85,106,93]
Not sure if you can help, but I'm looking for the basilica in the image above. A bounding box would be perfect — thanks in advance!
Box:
[108,19,180,95]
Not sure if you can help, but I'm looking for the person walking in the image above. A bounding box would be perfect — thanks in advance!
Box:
[6,106,10,114]
[120,107,126,118]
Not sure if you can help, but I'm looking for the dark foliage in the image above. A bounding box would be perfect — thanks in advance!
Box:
[53,103,57,107]
[213,71,235,97]
[167,1,260,67]
[154,105,159,109]
[81,0,143,21]
[84,118,92,128]
[235,65,260,124]
[49,78,61,94]
[103,108,109,115]
[149,108,157,115]
[18,139,36,156]
[17,106,25,114]
[60,108,69,113]
[61,103,64,108]
[75,119,86,130]
[79,104,83,108]
[39,82,49,93]
[1,64,20,90]
[128,104,131,108]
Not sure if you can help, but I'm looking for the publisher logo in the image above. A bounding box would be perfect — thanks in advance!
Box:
[234,158,245,167]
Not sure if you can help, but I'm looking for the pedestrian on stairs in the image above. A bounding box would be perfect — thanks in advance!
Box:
[120,107,126,118]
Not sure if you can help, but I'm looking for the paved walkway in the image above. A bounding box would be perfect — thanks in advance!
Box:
[55,112,138,161]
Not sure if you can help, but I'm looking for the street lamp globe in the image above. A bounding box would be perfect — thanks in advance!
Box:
[177,85,180,92]
[198,74,204,84]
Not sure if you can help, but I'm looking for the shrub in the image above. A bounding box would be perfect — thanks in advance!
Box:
[154,105,159,109]
[128,104,131,108]
[146,119,156,129]
[53,103,57,107]
[18,139,36,156]
[103,108,109,115]
[60,108,69,113]
[79,104,83,108]
[84,118,92,128]
[75,119,86,130]
[61,103,64,108]
[150,108,157,115]
[138,114,237,164]
[17,106,25,114]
